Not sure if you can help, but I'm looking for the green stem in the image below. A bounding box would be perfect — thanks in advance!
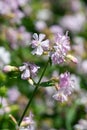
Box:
[18,60,49,126]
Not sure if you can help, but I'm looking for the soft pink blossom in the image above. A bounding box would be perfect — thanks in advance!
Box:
[31,33,49,55]
[53,72,74,102]
[51,32,70,64]
[19,62,40,80]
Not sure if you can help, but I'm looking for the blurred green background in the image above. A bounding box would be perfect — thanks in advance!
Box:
[0,0,87,130]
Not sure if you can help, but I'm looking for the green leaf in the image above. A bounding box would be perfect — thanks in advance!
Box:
[40,80,55,87]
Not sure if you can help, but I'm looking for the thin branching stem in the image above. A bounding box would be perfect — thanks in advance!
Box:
[18,59,49,126]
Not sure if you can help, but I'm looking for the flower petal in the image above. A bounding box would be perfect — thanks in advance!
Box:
[33,33,38,40]
[19,65,26,71]
[39,34,45,41]
[41,39,49,50]
[53,91,68,102]
[32,46,43,55]
[21,69,30,80]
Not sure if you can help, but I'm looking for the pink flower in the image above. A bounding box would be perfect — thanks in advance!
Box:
[53,72,74,102]
[20,112,35,129]
[11,9,24,24]
[59,13,86,33]
[59,72,71,88]
[53,90,68,102]
[51,32,70,64]
[19,62,40,80]
[50,25,63,34]
[18,26,31,46]
[6,26,31,49]
[0,0,30,24]
[31,33,49,55]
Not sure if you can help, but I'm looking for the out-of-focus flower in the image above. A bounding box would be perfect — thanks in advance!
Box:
[11,10,24,24]
[5,0,18,10]
[0,1,11,15]
[53,72,74,102]
[5,27,18,49]
[4,0,28,10]
[35,20,47,31]
[7,87,20,102]
[17,26,31,46]
[6,26,31,49]
[59,13,86,33]
[70,74,81,92]
[37,9,52,21]
[20,112,35,130]
[79,90,87,106]
[70,0,83,12]
[53,90,68,102]
[23,5,32,16]
[77,60,87,75]
[80,60,87,74]
[50,32,70,64]
[74,119,87,130]
[17,0,28,6]
[0,47,10,68]
[50,25,63,35]
[73,36,85,56]
[31,33,49,55]
[0,97,10,115]
[19,62,40,80]
[0,0,30,23]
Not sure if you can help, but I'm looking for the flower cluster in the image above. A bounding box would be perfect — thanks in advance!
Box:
[17,31,76,103]
[0,0,31,23]
[53,72,74,102]
[3,31,77,104]
[31,32,75,65]
[5,26,31,49]
[1,0,87,129]
[2,31,77,130]
[50,32,70,64]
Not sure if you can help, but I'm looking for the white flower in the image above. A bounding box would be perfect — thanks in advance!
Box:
[19,62,40,80]
[37,9,52,21]
[0,47,10,68]
[31,33,49,56]
[59,13,86,33]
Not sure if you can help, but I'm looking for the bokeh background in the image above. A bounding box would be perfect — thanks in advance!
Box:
[0,0,87,130]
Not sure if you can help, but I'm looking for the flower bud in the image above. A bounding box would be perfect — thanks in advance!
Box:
[66,54,78,64]
[3,65,18,73]
[9,114,17,125]
[28,78,34,85]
